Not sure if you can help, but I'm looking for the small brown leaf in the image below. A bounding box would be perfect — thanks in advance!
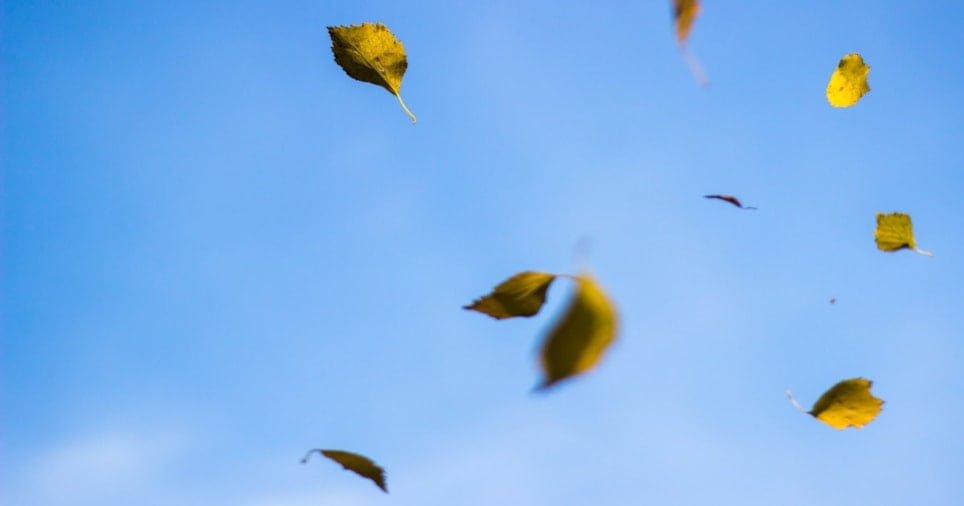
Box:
[302,449,388,493]
[704,194,757,210]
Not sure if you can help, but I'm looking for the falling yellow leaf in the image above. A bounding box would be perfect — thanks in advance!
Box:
[464,272,557,320]
[671,0,708,86]
[826,53,870,107]
[302,449,388,493]
[673,0,700,44]
[787,378,884,430]
[328,23,416,123]
[538,274,618,389]
[875,212,932,256]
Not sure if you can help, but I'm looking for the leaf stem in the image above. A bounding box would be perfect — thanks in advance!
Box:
[914,247,933,257]
[785,390,808,414]
[300,448,324,464]
[395,93,416,124]
[680,46,709,88]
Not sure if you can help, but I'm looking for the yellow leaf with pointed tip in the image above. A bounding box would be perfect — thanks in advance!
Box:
[302,449,388,493]
[673,0,700,44]
[328,23,416,123]
[875,212,932,256]
[464,272,557,319]
[826,53,870,107]
[808,378,884,430]
[538,274,618,389]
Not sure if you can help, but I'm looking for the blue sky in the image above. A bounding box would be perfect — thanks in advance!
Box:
[3,1,964,504]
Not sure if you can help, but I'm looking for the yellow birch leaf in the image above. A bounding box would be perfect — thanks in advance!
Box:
[538,274,619,390]
[463,272,557,320]
[671,1,708,86]
[790,378,885,430]
[328,23,416,123]
[826,53,870,107]
[673,0,700,44]
[875,212,932,256]
[302,449,388,493]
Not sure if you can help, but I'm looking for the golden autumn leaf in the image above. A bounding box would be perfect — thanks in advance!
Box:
[538,274,619,389]
[875,212,932,256]
[673,0,700,44]
[302,448,388,493]
[826,53,870,107]
[328,23,416,123]
[464,272,558,319]
[786,378,884,430]
[671,0,708,86]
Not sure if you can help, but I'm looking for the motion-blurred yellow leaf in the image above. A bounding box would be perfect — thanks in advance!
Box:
[671,1,707,86]
[464,272,558,319]
[826,53,870,107]
[875,212,932,256]
[787,378,884,430]
[538,274,618,389]
[328,23,416,123]
[302,449,388,493]
[673,0,700,44]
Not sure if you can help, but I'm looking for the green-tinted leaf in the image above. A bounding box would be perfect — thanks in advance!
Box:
[328,23,416,123]
[464,272,557,320]
[875,212,931,256]
[302,449,388,493]
[826,53,870,108]
[538,274,618,389]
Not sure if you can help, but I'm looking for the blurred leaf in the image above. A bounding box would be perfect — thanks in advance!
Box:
[826,53,870,107]
[787,378,884,430]
[538,274,619,389]
[302,449,388,493]
[704,194,757,210]
[875,212,932,256]
[673,0,700,43]
[328,22,416,123]
[672,1,708,86]
[464,271,557,319]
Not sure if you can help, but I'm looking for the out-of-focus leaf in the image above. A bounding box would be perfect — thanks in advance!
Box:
[704,194,757,210]
[463,272,557,319]
[328,22,416,123]
[538,274,618,389]
[671,0,708,86]
[826,53,870,107]
[302,449,388,493]
[673,0,700,44]
[786,378,884,430]
[875,212,932,256]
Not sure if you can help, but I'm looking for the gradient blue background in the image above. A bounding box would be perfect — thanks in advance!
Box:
[3,1,964,504]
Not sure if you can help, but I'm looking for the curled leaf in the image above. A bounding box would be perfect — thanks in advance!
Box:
[538,274,618,390]
[328,23,416,123]
[787,378,884,430]
[464,272,557,319]
[704,194,757,210]
[826,53,870,108]
[302,449,388,493]
[874,212,932,256]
